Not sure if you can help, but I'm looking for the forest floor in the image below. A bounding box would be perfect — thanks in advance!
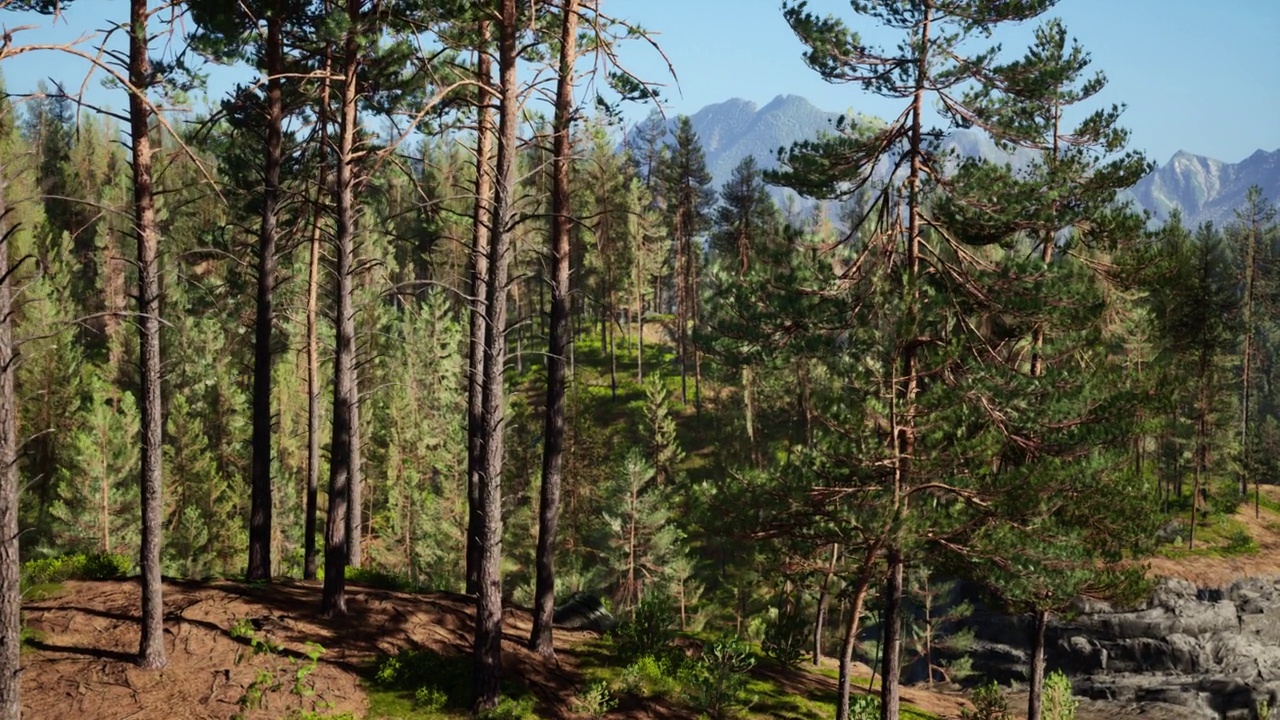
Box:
[19,577,972,720]
[1147,484,1280,587]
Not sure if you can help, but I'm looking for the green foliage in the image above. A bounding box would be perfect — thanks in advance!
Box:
[644,375,685,486]
[345,565,421,592]
[848,693,881,720]
[571,680,617,718]
[615,655,680,697]
[680,634,756,719]
[1225,528,1259,555]
[1043,670,1079,720]
[477,696,538,720]
[611,593,678,660]
[761,608,809,669]
[961,682,1012,720]
[370,648,470,710]
[21,551,130,591]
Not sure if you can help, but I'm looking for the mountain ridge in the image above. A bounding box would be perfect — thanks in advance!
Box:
[642,95,1279,227]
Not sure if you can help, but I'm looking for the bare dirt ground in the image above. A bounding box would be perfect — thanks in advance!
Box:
[22,579,978,720]
[21,578,603,720]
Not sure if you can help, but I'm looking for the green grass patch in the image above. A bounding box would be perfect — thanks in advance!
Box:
[1159,515,1259,558]
[364,648,538,720]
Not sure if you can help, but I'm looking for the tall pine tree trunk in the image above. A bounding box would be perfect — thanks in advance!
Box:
[0,145,22,720]
[130,0,166,669]
[465,20,495,596]
[530,0,578,656]
[836,562,873,720]
[474,0,518,708]
[1027,609,1049,720]
[879,548,904,720]
[814,543,839,665]
[248,9,284,582]
[303,26,333,582]
[322,0,360,616]
[347,387,362,567]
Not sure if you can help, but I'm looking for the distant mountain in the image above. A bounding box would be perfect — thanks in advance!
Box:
[640,96,1279,227]
[1130,148,1280,226]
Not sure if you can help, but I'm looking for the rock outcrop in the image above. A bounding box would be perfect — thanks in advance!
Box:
[969,577,1280,720]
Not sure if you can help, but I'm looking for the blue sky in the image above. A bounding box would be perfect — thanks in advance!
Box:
[3,1,1276,166]
[610,0,1280,165]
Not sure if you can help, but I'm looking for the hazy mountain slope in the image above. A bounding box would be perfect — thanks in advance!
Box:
[638,96,1278,226]
[1131,148,1280,226]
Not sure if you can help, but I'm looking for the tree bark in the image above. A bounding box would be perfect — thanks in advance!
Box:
[465,19,495,597]
[130,0,166,670]
[529,0,579,659]
[347,386,362,567]
[473,0,518,709]
[1027,609,1048,720]
[247,7,284,582]
[814,543,839,666]
[879,548,904,720]
[0,140,23,720]
[322,0,361,617]
[836,563,873,720]
[303,23,333,582]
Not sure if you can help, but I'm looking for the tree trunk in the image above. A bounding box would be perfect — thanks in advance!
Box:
[530,0,578,658]
[1027,609,1048,720]
[814,543,838,666]
[302,26,332,582]
[836,564,873,720]
[0,144,23,720]
[247,9,284,583]
[465,20,495,597]
[322,0,361,617]
[1241,214,1256,499]
[635,237,644,382]
[879,548,904,720]
[130,0,166,669]
[473,0,518,709]
[347,385,362,568]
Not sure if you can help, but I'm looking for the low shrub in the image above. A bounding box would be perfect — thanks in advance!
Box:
[681,634,756,719]
[21,551,130,591]
[611,594,678,660]
[1044,670,1079,720]
[762,609,809,669]
[961,681,1012,720]
[572,679,617,718]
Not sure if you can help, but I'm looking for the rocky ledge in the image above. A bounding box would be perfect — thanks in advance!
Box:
[970,577,1280,720]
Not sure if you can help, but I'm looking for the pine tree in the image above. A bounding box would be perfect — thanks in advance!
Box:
[49,370,141,557]
[603,451,683,612]
[657,117,714,409]
[530,0,580,658]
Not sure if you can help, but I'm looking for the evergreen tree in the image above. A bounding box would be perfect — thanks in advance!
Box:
[49,371,141,557]
[603,450,684,612]
[658,116,714,408]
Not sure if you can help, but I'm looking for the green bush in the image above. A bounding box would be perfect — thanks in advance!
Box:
[413,686,448,711]
[345,566,418,592]
[1225,528,1259,555]
[617,654,680,697]
[370,648,470,708]
[612,594,678,660]
[761,609,809,669]
[1044,670,1078,720]
[681,634,756,719]
[572,680,617,718]
[21,551,130,591]
[478,696,538,720]
[961,681,1012,720]
[849,694,880,720]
